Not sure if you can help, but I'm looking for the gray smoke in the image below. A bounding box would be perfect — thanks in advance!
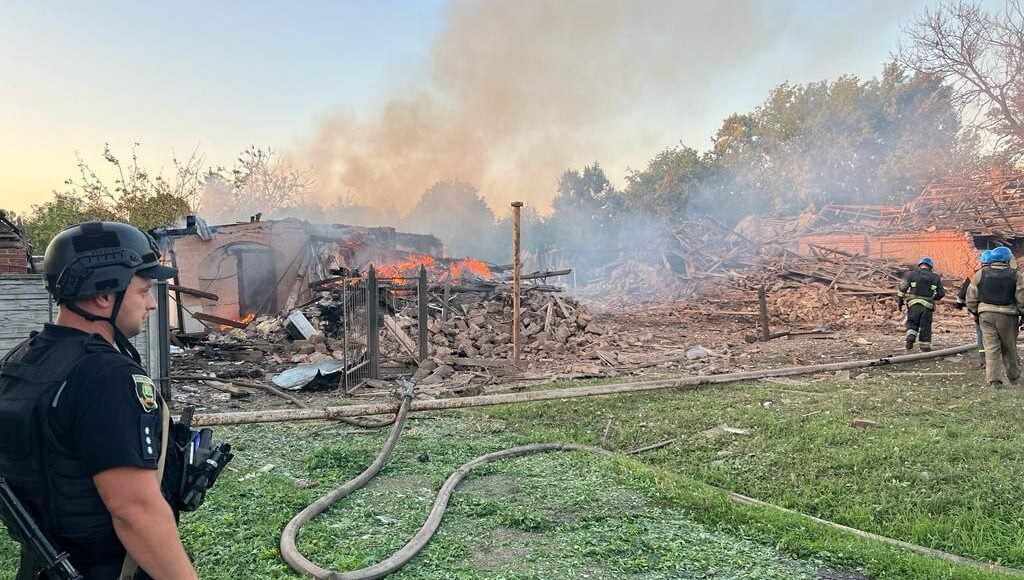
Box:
[301,0,793,216]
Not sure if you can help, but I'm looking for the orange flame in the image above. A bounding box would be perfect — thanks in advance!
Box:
[219,312,256,331]
[449,258,493,279]
[376,254,436,278]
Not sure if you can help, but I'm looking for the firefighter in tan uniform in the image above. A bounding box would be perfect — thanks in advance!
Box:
[966,246,1024,389]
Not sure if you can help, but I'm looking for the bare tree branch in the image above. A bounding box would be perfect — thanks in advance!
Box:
[897,0,1024,162]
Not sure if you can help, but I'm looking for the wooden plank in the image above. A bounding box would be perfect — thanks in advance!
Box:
[517,269,572,281]
[448,357,510,369]
[192,312,247,329]
[167,284,219,301]
[553,296,573,319]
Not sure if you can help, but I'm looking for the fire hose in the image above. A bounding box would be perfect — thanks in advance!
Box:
[276,342,1024,578]
[279,381,613,579]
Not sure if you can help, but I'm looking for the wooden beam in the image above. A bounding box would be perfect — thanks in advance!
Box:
[168,284,219,301]
[192,312,247,329]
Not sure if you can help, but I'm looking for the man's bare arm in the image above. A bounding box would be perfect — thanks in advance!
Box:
[94,467,198,580]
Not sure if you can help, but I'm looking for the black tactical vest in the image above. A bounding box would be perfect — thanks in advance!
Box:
[908,268,942,299]
[0,329,165,566]
[979,268,1018,306]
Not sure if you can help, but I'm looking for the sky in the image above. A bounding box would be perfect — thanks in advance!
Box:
[0,0,985,217]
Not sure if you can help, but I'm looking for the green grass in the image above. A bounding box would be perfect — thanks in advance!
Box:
[178,418,836,579]
[481,358,1024,578]
[2,356,1021,578]
[0,416,836,579]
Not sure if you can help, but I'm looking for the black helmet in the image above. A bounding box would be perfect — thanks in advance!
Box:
[43,221,177,302]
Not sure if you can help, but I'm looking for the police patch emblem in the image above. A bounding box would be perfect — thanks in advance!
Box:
[132,374,158,412]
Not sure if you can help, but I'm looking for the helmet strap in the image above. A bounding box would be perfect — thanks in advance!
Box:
[62,292,142,364]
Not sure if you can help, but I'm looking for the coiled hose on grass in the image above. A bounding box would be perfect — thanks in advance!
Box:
[280,386,613,579]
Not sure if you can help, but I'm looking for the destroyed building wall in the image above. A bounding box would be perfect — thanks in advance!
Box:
[167,218,445,332]
[798,230,978,280]
[395,231,444,256]
[171,219,313,325]
[308,223,444,270]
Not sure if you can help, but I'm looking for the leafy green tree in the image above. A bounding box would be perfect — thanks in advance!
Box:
[22,144,196,250]
[624,145,708,218]
[699,63,973,219]
[19,192,114,252]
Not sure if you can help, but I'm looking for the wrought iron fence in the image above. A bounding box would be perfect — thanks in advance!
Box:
[327,265,430,393]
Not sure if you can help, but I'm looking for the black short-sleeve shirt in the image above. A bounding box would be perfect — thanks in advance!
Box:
[42,325,162,475]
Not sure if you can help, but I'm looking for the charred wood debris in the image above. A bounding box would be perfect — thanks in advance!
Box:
[580,219,910,330]
[170,266,615,409]
[169,217,923,411]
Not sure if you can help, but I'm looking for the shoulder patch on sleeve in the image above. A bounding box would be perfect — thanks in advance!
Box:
[132,374,158,413]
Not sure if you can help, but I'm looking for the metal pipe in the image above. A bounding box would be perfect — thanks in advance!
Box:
[190,343,976,426]
[758,286,770,342]
[156,280,171,400]
[367,265,379,380]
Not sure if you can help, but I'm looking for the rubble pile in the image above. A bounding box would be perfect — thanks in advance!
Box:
[580,220,908,329]
[387,288,602,362]
[171,272,621,399]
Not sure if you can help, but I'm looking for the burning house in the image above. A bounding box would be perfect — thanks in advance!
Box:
[157,216,443,333]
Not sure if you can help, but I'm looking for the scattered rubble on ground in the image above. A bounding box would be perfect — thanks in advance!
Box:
[162,210,981,415]
[579,219,910,331]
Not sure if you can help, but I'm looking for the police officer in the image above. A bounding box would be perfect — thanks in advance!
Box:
[955,250,993,367]
[897,257,945,352]
[0,222,197,579]
[967,245,1024,389]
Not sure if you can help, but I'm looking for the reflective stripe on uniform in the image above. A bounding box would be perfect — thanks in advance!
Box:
[907,298,935,309]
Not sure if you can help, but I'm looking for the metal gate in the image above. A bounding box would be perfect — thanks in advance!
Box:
[325,265,430,393]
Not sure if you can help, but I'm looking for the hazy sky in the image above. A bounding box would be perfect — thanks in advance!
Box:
[0,1,974,216]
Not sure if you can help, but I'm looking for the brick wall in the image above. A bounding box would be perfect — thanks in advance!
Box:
[170,219,310,324]
[0,246,29,273]
[798,230,979,282]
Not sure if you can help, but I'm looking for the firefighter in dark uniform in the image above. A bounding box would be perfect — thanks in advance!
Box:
[897,257,945,352]
[0,222,196,579]
[954,250,993,367]
[967,245,1024,389]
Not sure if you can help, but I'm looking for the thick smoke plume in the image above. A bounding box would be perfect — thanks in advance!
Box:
[303,0,785,217]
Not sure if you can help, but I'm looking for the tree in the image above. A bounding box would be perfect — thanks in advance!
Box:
[897,0,1024,162]
[552,163,624,234]
[699,64,972,220]
[403,181,501,260]
[200,147,313,220]
[624,145,708,218]
[22,144,194,250]
[522,163,628,274]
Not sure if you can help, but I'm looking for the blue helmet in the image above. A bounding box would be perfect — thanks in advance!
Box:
[980,250,993,265]
[990,246,1013,263]
[918,256,934,268]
